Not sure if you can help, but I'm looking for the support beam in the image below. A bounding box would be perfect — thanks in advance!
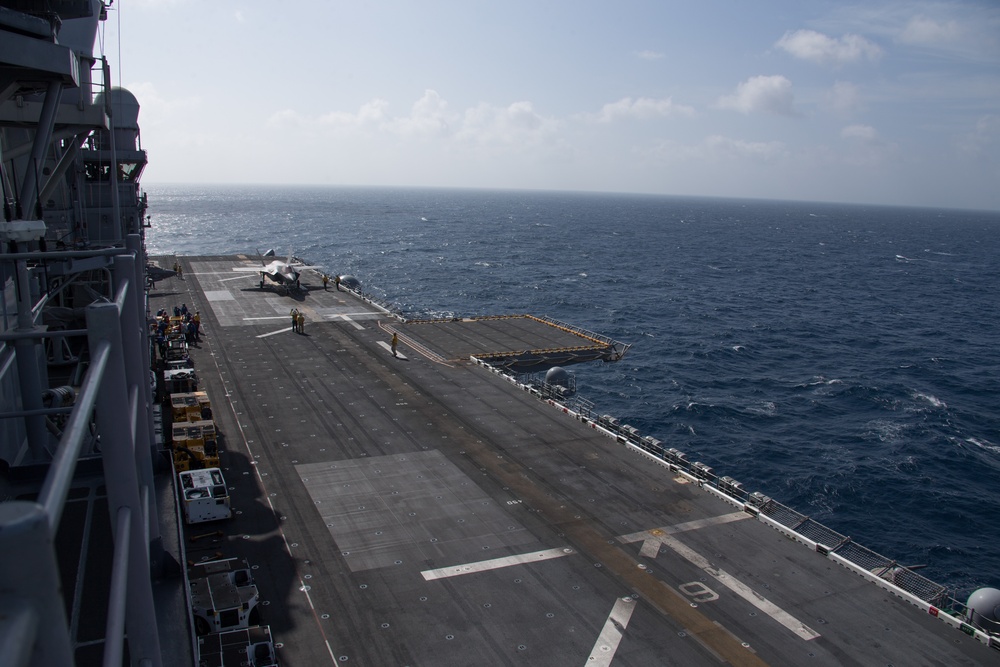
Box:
[87,300,163,667]
[18,80,64,218]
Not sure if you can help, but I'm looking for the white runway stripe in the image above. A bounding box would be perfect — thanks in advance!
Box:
[421,547,573,581]
[256,327,294,338]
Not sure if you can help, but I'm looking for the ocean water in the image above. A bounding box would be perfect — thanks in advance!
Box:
[145,184,1000,595]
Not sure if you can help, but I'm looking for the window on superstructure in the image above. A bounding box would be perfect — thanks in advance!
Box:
[119,163,139,181]
[83,163,112,181]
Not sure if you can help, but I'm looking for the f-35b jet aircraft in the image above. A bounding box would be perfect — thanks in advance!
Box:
[233,249,320,290]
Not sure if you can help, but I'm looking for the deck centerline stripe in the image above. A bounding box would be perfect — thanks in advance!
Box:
[421,547,574,581]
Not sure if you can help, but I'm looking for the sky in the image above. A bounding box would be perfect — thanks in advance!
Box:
[100,1,1000,210]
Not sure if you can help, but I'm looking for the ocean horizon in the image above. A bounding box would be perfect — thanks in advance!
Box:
[145,183,1000,596]
[146,181,1000,215]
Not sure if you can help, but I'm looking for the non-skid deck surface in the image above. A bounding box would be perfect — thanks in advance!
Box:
[397,315,606,363]
[151,255,995,666]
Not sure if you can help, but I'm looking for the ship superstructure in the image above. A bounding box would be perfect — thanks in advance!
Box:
[0,1,171,665]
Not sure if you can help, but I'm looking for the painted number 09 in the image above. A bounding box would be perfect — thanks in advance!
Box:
[679,581,719,602]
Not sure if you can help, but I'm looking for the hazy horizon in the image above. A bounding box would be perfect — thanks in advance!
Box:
[142,181,1000,214]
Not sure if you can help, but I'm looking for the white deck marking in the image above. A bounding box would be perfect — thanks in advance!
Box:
[220,275,251,283]
[243,316,290,321]
[188,271,245,275]
[638,539,660,558]
[256,327,294,338]
[619,511,749,545]
[585,596,637,666]
[656,532,820,641]
[421,547,573,581]
[619,511,819,641]
[338,314,366,330]
[378,341,408,360]
[667,512,750,532]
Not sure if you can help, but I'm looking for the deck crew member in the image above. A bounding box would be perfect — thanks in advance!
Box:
[297,311,305,334]
[322,274,329,290]
[290,308,299,332]
[391,332,398,357]
[335,274,341,291]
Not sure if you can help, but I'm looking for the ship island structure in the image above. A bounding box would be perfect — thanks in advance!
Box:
[1,2,999,666]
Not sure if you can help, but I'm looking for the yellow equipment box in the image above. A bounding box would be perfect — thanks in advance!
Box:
[170,391,212,422]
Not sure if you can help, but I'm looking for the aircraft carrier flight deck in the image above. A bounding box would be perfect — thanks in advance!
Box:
[152,254,996,666]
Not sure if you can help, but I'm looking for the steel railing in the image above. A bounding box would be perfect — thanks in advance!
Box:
[0,238,164,667]
[474,357,999,651]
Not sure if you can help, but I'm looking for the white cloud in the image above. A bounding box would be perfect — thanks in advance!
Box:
[457,101,557,147]
[957,114,1000,160]
[776,29,882,65]
[127,81,200,128]
[649,136,788,163]
[841,124,878,141]
[384,90,455,137]
[898,15,961,45]
[704,135,787,160]
[837,124,897,166]
[716,75,799,116]
[266,109,304,128]
[634,50,665,60]
[316,93,465,140]
[309,91,559,149]
[974,114,1000,138]
[591,97,695,123]
[825,81,863,116]
[818,4,998,64]
[318,99,389,128]
[271,90,563,150]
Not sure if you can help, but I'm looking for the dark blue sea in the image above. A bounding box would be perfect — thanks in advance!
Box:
[145,184,1000,597]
